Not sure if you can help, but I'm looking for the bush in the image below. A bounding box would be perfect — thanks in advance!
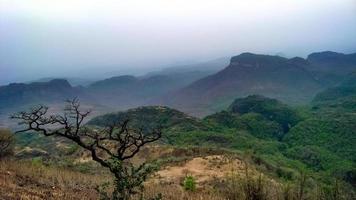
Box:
[221,171,270,200]
[183,175,197,191]
[0,128,14,159]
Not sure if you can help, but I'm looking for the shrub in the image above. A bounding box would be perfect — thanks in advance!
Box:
[0,128,14,159]
[183,175,197,191]
[221,171,270,200]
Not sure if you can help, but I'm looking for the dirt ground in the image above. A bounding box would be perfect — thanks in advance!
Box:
[154,155,245,184]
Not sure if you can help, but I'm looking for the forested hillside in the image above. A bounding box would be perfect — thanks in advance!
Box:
[89,93,356,191]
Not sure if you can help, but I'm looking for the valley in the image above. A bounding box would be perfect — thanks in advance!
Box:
[1,51,355,200]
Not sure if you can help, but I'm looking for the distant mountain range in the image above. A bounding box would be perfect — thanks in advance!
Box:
[86,71,215,109]
[0,51,355,120]
[307,51,356,86]
[157,51,356,116]
[0,79,81,111]
[0,58,226,112]
[29,77,95,87]
[307,51,356,75]
[144,57,229,77]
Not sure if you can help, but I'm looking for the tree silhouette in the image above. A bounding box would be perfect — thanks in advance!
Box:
[12,99,161,200]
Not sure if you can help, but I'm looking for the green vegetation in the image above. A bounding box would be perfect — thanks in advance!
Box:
[183,175,196,191]
[88,106,207,132]
[312,73,356,116]
[229,95,302,133]
[89,90,356,195]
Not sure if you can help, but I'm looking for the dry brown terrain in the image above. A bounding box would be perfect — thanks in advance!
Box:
[154,155,245,184]
[0,146,282,200]
[0,160,103,200]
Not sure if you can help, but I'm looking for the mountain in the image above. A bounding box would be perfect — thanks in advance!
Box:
[283,86,356,184]
[205,95,355,185]
[85,57,230,109]
[0,79,82,111]
[312,72,356,112]
[307,51,356,73]
[29,77,95,87]
[307,51,356,86]
[0,79,106,128]
[280,77,356,185]
[2,51,354,118]
[86,72,210,109]
[88,95,355,186]
[159,53,323,116]
[205,95,302,140]
[228,95,301,132]
[0,69,220,125]
[88,106,207,133]
[144,57,229,77]
[313,72,356,102]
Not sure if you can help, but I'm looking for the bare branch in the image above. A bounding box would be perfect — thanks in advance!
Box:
[11,99,161,173]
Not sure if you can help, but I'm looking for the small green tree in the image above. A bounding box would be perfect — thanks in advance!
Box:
[183,175,197,191]
[12,99,161,200]
[0,128,14,159]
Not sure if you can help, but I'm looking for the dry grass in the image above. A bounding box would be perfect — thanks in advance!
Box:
[0,154,257,200]
[3,147,346,200]
[0,160,109,200]
[141,183,225,200]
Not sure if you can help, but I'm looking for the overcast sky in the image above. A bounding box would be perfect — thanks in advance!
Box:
[1,0,356,84]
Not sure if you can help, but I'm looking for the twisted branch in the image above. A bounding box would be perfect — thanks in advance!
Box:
[11,98,161,172]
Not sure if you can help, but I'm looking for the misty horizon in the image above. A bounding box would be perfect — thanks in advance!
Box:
[1,0,356,85]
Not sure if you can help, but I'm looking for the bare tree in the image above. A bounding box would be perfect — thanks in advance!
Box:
[12,99,162,200]
[0,128,14,159]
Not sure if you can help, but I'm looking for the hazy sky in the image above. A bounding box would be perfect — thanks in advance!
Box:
[1,0,356,84]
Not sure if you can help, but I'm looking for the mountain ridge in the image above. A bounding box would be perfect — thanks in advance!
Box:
[157,52,327,116]
[1,51,355,118]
